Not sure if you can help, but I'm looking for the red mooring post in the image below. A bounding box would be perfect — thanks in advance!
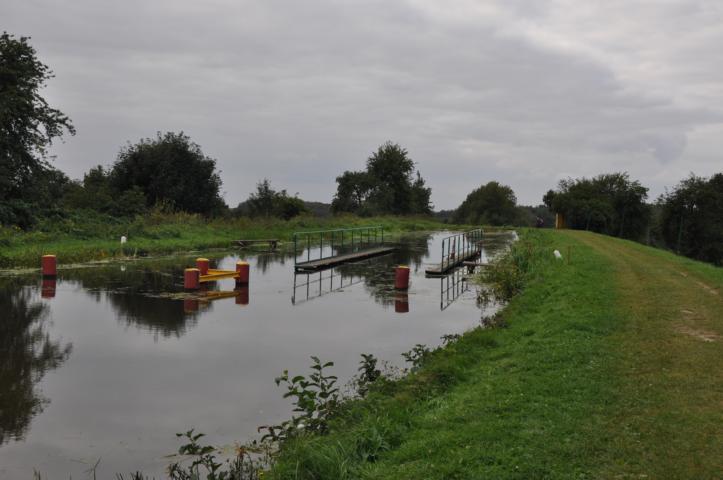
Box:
[236,261,250,285]
[195,257,210,275]
[184,268,200,289]
[41,254,57,277]
[394,265,410,290]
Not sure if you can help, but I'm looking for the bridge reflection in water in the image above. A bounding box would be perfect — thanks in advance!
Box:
[291,269,364,305]
[440,267,469,311]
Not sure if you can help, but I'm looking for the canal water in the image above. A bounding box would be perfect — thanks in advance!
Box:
[0,231,513,478]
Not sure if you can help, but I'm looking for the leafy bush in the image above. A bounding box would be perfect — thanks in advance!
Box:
[261,357,340,442]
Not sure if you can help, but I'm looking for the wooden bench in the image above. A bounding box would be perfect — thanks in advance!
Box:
[235,239,279,250]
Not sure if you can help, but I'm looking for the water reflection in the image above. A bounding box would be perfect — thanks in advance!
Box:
[292,270,364,305]
[0,230,516,476]
[289,234,433,309]
[255,251,291,274]
[440,267,470,311]
[0,278,72,445]
[66,262,199,338]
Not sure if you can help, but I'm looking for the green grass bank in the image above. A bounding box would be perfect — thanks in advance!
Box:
[0,213,458,269]
[266,229,722,479]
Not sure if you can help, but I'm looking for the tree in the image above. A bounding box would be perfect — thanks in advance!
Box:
[64,165,147,217]
[330,171,372,214]
[544,172,650,240]
[331,141,432,215]
[514,204,554,228]
[109,132,225,215]
[410,171,433,215]
[0,32,75,227]
[237,179,308,220]
[453,181,518,225]
[657,173,723,265]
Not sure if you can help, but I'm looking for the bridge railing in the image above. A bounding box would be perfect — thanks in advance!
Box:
[293,225,384,267]
[440,229,483,271]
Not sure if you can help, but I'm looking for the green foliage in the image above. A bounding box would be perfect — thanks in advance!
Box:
[544,172,650,240]
[0,32,75,228]
[355,354,382,397]
[452,181,518,225]
[478,230,545,302]
[657,172,723,265]
[514,204,554,228]
[110,131,226,215]
[236,179,309,220]
[261,357,340,442]
[400,344,432,372]
[164,429,261,480]
[64,165,147,217]
[331,142,432,216]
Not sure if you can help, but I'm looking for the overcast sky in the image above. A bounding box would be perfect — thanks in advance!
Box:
[4,0,722,209]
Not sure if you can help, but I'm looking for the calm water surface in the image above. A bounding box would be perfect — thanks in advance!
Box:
[0,231,513,478]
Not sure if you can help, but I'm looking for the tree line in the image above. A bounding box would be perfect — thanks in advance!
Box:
[1,32,721,265]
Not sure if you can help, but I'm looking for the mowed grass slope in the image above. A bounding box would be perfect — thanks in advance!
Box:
[574,231,722,479]
[268,229,722,479]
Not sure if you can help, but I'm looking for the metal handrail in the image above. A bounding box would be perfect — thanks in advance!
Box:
[293,225,385,266]
[440,229,483,271]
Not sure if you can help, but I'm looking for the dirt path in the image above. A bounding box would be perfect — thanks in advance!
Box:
[571,231,723,479]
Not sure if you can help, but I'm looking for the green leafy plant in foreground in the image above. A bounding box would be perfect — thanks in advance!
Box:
[164,429,263,480]
[355,353,382,397]
[260,356,340,442]
[400,344,431,372]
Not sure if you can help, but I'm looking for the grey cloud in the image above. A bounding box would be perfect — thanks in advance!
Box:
[4,0,722,208]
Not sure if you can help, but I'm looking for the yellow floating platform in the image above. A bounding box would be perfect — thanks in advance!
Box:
[200,269,239,282]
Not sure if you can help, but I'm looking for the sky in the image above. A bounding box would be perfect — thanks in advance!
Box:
[4,0,723,209]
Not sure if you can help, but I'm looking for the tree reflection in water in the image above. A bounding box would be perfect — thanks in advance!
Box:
[0,279,72,444]
[69,263,202,339]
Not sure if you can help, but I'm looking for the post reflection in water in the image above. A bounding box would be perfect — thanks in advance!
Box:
[41,278,56,299]
[394,292,410,313]
[235,285,249,306]
[291,269,364,305]
[0,279,72,445]
[440,267,470,311]
[183,286,250,313]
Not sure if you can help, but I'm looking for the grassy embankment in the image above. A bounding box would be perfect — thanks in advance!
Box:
[0,213,459,269]
[267,229,722,479]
